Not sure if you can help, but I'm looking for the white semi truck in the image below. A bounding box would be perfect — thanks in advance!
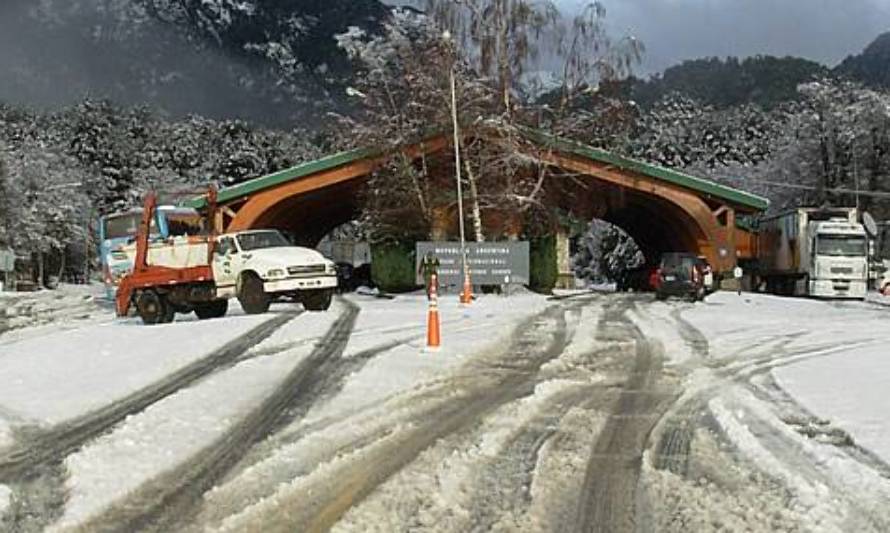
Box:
[758,207,868,299]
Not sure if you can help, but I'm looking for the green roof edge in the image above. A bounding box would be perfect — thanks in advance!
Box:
[185,127,769,214]
[183,145,380,209]
[520,128,770,212]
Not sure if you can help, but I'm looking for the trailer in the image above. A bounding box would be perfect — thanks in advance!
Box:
[758,207,868,299]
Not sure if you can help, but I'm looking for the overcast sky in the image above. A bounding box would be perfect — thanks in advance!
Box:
[557,0,890,75]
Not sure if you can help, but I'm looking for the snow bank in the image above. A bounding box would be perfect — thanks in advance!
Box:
[0,284,108,343]
[0,309,272,426]
[774,344,890,464]
[52,305,342,531]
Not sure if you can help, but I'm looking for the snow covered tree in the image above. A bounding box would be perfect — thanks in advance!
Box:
[4,140,91,286]
[425,1,642,114]
[572,219,644,284]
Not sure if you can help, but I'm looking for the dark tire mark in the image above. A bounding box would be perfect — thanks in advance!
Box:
[466,385,596,531]
[0,311,298,480]
[0,311,299,533]
[231,305,573,533]
[572,298,677,533]
[653,419,694,476]
[87,302,359,533]
[670,308,709,359]
[0,462,66,533]
[222,335,420,484]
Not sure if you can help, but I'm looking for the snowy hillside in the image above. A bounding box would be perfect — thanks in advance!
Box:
[0,0,389,126]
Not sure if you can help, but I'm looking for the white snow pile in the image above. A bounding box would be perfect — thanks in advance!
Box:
[0,284,107,340]
[0,416,12,452]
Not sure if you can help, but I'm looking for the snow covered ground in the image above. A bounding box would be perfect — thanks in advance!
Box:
[684,291,890,465]
[52,305,345,530]
[2,287,890,531]
[0,284,108,343]
[0,307,272,427]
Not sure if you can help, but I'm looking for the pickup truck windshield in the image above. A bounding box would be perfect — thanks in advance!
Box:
[817,236,866,257]
[237,231,290,251]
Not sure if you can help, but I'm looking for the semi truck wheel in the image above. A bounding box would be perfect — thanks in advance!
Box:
[195,299,229,320]
[238,273,270,314]
[136,290,167,325]
[303,289,333,311]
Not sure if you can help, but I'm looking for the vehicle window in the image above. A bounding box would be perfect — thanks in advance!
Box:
[217,237,237,255]
[165,212,205,236]
[104,212,142,240]
[817,236,866,257]
[237,231,290,251]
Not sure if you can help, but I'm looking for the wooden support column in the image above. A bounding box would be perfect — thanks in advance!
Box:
[555,226,574,290]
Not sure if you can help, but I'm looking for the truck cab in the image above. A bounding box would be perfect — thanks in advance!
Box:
[808,219,868,298]
[213,230,337,312]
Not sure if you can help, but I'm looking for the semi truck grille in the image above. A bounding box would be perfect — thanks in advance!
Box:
[288,265,326,276]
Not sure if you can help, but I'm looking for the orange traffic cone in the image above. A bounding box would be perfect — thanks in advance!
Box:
[426,273,441,350]
[460,269,473,305]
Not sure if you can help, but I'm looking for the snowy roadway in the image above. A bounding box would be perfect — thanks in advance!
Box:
[0,288,889,531]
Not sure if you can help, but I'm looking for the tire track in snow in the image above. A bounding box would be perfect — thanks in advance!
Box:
[0,311,300,533]
[463,385,601,531]
[571,297,678,533]
[0,310,299,481]
[216,304,574,533]
[87,301,360,533]
[644,310,890,531]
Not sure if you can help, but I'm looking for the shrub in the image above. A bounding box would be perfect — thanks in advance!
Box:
[371,241,419,293]
[529,235,557,294]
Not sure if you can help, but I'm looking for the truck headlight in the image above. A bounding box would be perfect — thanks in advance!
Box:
[326,263,337,275]
[267,269,286,279]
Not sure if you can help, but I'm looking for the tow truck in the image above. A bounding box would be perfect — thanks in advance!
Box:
[115,188,337,324]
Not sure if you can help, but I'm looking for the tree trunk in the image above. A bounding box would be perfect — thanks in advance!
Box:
[37,250,45,289]
[57,247,66,284]
[462,152,484,242]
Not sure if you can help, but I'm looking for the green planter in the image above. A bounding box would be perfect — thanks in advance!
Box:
[529,235,558,294]
[371,241,419,293]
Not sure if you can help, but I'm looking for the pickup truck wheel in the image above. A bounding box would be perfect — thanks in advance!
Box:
[195,299,229,320]
[303,289,333,311]
[238,274,270,314]
[136,290,166,325]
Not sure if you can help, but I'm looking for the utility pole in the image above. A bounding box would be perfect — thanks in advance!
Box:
[445,31,472,303]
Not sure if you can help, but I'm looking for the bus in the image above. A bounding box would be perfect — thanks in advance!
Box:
[97,206,205,298]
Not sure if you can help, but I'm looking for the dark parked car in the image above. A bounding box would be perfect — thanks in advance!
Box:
[617,265,659,292]
[655,252,705,301]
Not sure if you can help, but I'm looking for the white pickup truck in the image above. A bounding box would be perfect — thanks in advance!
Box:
[123,229,337,315]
